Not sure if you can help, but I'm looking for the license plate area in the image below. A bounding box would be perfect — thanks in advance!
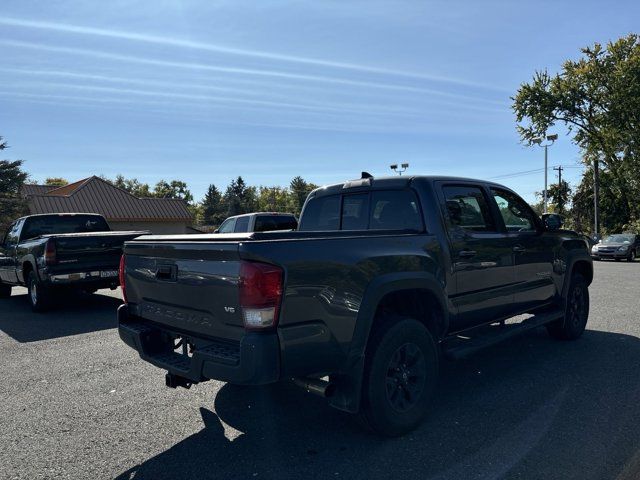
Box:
[101,270,119,278]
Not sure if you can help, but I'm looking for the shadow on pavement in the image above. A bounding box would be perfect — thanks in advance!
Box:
[0,290,120,343]
[115,329,640,480]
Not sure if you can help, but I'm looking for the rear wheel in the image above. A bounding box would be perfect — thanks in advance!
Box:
[359,316,439,437]
[547,273,589,340]
[0,282,11,298]
[27,271,54,312]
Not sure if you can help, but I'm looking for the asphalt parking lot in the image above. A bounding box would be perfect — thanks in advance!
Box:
[2,260,640,480]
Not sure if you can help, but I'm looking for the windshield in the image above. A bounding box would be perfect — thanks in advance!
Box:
[21,215,110,240]
[602,234,635,244]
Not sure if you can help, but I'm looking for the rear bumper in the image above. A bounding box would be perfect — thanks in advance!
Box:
[117,304,280,385]
[39,267,120,288]
[591,251,628,259]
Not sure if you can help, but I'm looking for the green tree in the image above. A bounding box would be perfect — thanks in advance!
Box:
[547,180,572,214]
[0,137,29,231]
[289,176,318,215]
[513,34,640,232]
[223,176,256,216]
[256,186,292,212]
[201,184,226,225]
[153,179,194,203]
[111,174,152,197]
[44,177,68,187]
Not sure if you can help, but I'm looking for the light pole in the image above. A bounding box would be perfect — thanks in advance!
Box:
[390,163,409,175]
[532,134,558,213]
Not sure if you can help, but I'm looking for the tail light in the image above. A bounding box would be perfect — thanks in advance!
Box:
[119,254,127,303]
[239,261,283,330]
[44,239,57,265]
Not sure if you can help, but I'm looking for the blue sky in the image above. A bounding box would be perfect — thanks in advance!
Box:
[1,1,638,202]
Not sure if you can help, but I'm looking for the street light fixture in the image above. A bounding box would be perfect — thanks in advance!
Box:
[532,134,558,213]
[390,163,409,175]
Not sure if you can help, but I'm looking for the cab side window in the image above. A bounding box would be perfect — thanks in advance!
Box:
[234,216,250,233]
[491,189,538,233]
[442,186,496,232]
[218,218,236,233]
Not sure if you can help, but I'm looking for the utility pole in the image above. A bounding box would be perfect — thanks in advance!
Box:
[553,165,564,212]
[593,159,600,239]
[532,134,558,214]
[553,165,563,185]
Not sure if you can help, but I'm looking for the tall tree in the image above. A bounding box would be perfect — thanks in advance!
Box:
[256,186,292,212]
[513,34,640,232]
[110,174,152,197]
[153,179,193,203]
[201,184,225,225]
[547,180,572,214]
[0,137,29,230]
[223,176,255,216]
[289,176,318,215]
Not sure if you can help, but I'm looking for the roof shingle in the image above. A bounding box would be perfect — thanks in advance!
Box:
[25,176,192,221]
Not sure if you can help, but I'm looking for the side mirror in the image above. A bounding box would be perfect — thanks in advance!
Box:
[542,213,563,231]
[213,229,219,234]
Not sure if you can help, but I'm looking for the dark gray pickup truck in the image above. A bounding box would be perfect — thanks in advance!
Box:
[0,213,145,311]
[118,175,593,436]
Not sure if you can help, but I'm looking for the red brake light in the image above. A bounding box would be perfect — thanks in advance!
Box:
[44,239,57,265]
[119,254,127,303]
[239,261,283,330]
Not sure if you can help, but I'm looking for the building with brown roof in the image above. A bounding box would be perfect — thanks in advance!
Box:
[22,176,196,234]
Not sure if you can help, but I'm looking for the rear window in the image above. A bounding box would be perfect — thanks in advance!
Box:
[299,190,423,232]
[369,190,423,231]
[254,215,298,232]
[298,195,341,231]
[21,215,109,240]
[341,194,369,230]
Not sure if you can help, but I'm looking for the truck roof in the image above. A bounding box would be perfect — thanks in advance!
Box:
[225,212,297,220]
[310,175,509,198]
[15,212,106,222]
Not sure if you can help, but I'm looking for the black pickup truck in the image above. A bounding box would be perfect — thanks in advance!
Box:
[0,213,145,311]
[117,175,593,436]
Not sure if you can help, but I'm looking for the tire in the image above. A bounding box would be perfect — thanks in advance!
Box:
[628,250,636,262]
[0,282,11,298]
[546,273,589,341]
[27,271,54,312]
[359,317,439,437]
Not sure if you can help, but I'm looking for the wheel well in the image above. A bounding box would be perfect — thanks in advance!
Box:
[572,260,593,285]
[22,261,33,283]
[371,288,445,341]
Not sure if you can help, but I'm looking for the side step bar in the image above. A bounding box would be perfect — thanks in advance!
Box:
[442,309,564,360]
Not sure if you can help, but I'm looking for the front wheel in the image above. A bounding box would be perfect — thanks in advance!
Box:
[359,317,439,437]
[27,271,54,312]
[547,273,589,340]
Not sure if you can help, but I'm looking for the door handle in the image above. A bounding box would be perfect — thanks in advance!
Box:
[513,245,526,254]
[458,249,477,258]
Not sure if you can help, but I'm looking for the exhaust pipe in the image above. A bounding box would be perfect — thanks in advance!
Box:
[292,377,336,398]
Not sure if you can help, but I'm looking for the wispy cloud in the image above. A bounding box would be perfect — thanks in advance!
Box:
[0,16,507,91]
[0,40,507,107]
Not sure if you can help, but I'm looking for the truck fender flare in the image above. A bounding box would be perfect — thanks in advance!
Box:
[560,250,593,299]
[18,255,39,284]
[329,272,448,413]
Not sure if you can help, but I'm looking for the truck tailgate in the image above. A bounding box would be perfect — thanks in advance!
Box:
[124,241,246,341]
[51,231,145,269]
